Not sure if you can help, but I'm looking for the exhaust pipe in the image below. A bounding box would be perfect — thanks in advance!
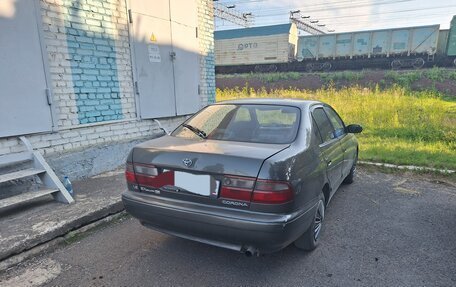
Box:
[242,246,258,257]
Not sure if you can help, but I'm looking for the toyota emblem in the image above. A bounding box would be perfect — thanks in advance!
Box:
[182,158,193,167]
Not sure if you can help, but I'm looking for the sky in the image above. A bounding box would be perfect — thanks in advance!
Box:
[215,0,456,34]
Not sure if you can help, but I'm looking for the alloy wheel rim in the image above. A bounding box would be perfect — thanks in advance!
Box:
[313,201,324,241]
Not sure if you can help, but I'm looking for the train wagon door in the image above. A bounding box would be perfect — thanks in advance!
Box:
[0,0,54,138]
[448,16,456,56]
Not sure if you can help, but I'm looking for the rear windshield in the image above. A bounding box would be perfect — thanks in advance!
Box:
[172,104,301,144]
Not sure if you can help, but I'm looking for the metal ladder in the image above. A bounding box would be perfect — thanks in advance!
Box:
[0,137,74,211]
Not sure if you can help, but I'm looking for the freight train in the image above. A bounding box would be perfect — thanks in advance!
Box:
[215,16,456,73]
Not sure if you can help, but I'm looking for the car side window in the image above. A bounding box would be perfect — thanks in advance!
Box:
[312,108,334,143]
[312,118,323,144]
[233,106,251,122]
[324,106,346,138]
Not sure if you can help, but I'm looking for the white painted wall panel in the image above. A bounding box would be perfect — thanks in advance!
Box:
[129,0,170,20]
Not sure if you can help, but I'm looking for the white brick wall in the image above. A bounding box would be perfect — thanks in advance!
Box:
[0,0,214,160]
[198,0,216,106]
[0,117,185,157]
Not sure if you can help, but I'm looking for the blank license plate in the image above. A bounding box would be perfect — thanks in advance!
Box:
[174,172,218,196]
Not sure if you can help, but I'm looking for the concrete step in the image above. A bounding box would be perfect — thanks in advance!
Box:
[0,152,32,169]
[0,188,58,210]
[0,168,45,184]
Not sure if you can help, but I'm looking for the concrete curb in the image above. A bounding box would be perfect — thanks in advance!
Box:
[0,199,124,263]
[358,161,455,174]
[0,211,127,273]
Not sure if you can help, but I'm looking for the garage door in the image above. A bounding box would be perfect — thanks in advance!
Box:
[0,0,53,138]
[170,0,200,115]
[128,0,200,119]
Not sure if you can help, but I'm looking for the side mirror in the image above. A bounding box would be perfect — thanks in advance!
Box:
[346,124,363,134]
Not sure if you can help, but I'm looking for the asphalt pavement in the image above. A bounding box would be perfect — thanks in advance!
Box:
[1,168,455,287]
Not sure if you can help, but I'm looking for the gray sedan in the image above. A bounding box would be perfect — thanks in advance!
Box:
[122,99,362,256]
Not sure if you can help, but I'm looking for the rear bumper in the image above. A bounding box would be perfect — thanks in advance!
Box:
[122,191,316,254]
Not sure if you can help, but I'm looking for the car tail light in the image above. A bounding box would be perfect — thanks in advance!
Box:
[125,162,174,190]
[134,164,158,176]
[219,176,255,201]
[219,176,293,204]
[125,162,136,184]
[252,180,294,204]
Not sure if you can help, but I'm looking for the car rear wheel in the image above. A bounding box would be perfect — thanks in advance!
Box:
[294,194,325,251]
[343,153,358,184]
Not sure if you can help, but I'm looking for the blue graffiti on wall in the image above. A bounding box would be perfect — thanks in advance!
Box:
[64,2,123,124]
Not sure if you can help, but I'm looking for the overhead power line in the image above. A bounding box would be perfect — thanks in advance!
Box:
[289,11,327,35]
[312,5,456,21]
[242,0,413,17]
[215,0,456,32]
[213,2,254,27]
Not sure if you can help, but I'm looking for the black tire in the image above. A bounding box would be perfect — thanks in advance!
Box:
[322,62,332,72]
[412,58,425,69]
[305,63,314,73]
[343,153,358,184]
[391,59,401,70]
[294,194,325,251]
[268,64,278,72]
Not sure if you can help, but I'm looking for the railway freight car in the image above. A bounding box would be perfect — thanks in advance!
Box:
[215,15,456,74]
[215,23,298,73]
[447,16,456,58]
[297,25,440,71]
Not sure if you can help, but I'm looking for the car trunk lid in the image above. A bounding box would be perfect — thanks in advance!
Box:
[133,135,289,177]
[128,135,290,207]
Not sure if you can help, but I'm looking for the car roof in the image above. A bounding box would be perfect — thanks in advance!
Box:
[214,98,322,108]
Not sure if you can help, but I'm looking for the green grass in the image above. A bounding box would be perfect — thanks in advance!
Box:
[319,70,365,83]
[64,213,129,245]
[383,67,456,87]
[217,86,456,170]
[217,72,302,83]
[217,68,456,91]
[384,70,422,87]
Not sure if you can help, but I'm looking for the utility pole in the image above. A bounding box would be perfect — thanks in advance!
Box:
[214,2,254,28]
[289,11,328,35]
